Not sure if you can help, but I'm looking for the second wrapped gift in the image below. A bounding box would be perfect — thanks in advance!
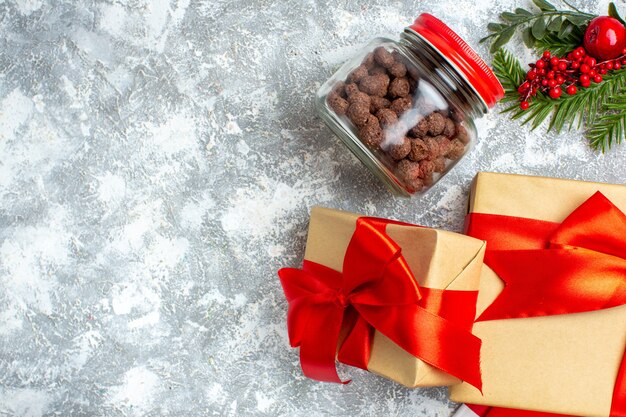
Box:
[278,207,486,388]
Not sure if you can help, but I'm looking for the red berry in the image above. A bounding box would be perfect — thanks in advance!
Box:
[556,75,565,84]
[600,68,608,74]
[542,51,551,59]
[557,61,568,71]
[584,16,626,60]
[527,69,538,80]
[520,101,530,110]
[571,61,580,69]
[536,60,546,69]
[548,79,557,88]
[615,62,621,69]
[550,57,559,67]
[581,79,591,88]
[622,47,626,54]
[541,79,549,86]
[606,61,614,70]
[589,70,597,77]
[580,64,591,73]
[538,68,547,75]
[566,85,577,95]
[576,46,586,55]
[547,70,555,79]
[622,58,626,65]
[584,56,597,67]
[549,87,562,99]
[593,74,603,83]
[517,81,530,93]
[573,50,582,60]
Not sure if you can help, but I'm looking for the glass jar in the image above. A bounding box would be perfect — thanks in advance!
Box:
[316,14,504,196]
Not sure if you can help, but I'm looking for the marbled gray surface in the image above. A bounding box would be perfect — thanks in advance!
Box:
[0,0,624,416]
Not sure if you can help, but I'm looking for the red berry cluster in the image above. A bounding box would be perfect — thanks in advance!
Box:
[517,47,626,110]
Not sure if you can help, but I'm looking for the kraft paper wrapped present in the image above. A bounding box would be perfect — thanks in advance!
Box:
[278,207,486,388]
[449,172,626,417]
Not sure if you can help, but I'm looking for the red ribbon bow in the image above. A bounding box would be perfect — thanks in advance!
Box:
[466,191,626,417]
[278,217,483,389]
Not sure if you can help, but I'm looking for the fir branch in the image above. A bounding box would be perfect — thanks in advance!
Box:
[492,50,626,151]
[586,95,626,151]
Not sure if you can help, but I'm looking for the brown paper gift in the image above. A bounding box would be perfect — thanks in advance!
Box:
[449,172,626,417]
[289,206,487,387]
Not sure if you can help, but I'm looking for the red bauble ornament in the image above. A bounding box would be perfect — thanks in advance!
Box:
[583,16,626,60]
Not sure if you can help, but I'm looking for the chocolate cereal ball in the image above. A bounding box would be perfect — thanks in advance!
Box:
[374,47,395,68]
[388,77,410,98]
[387,136,411,160]
[328,92,349,116]
[409,118,429,138]
[408,138,429,162]
[347,91,371,107]
[370,96,391,113]
[434,135,452,156]
[332,81,346,98]
[426,112,446,136]
[446,139,466,160]
[406,177,425,193]
[344,83,359,98]
[389,97,412,115]
[443,118,456,138]
[423,136,442,157]
[360,74,390,97]
[376,108,398,128]
[389,61,407,78]
[433,157,446,173]
[455,124,470,144]
[362,52,375,69]
[348,65,369,83]
[346,102,370,126]
[419,159,435,178]
[369,66,387,76]
[396,159,421,181]
[359,115,383,147]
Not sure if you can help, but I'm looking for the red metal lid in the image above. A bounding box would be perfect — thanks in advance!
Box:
[408,13,504,109]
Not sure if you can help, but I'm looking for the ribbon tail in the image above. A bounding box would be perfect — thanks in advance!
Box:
[337,312,373,371]
[478,249,626,321]
[357,304,483,391]
[298,303,348,384]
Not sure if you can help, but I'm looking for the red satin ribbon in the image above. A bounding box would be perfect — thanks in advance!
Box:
[465,191,626,417]
[278,217,483,389]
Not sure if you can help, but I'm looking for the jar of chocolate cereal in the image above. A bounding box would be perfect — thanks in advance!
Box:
[316,14,504,196]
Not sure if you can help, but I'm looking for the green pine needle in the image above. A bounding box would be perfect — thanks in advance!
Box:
[492,49,626,151]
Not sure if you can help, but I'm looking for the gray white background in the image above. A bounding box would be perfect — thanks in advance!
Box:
[0,0,624,416]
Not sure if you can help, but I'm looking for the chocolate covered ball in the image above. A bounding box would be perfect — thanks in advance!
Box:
[359,115,383,147]
[376,108,398,128]
[446,139,466,160]
[426,112,446,136]
[344,83,359,97]
[455,124,470,144]
[389,61,407,78]
[389,97,412,115]
[347,91,371,107]
[348,65,369,83]
[408,138,429,162]
[359,74,390,97]
[328,92,349,116]
[396,159,421,181]
[409,118,429,138]
[419,159,435,178]
[347,102,370,126]
[387,136,411,160]
[443,118,456,138]
[433,157,446,173]
[388,77,410,98]
[406,177,425,193]
[374,46,395,68]
[370,96,390,113]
